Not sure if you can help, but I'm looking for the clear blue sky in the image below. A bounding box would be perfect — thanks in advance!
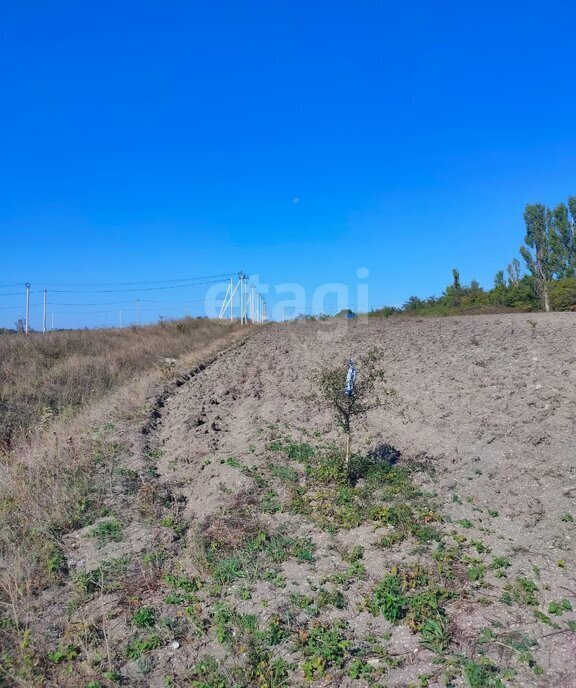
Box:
[1,0,575,327]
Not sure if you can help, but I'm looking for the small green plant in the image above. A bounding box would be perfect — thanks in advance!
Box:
[346,544,364,562]
[533,610,552,625]
[284,442,315,462]
[47,644,80,663]
[560,512,574,522]
[369,574,407,622]
[490,556,511,578]
[125,635,162,659]
[269,463,299,483]
[73,558,128,596]
[213,603,236,645]
[257,616,290,646]
[89,518,122,545]
[504,577,539,606]
[188,655,229,687]
[317,588,346,610]
[420,617,451,653]
[259,489,282,513]
[548,598,572,616]
[301,621,351,678]
[311,348,392,476]
[213,555,245,584]
[46,543,68,577]
[164,573,201,593]
[132,606,157,628]
[467,562,487,584]
[347,658,372,679]
[464,658,505,687]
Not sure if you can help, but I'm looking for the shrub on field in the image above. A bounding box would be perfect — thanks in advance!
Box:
[311,348,395,479]
[548,278,576,311]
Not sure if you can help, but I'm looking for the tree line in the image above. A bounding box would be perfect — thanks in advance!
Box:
[370,194,576,317]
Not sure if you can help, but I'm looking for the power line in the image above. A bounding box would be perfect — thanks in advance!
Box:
[43,278,230,295]
[1,276,235,298]
[48,297,225,307]
[37,273,235,287]
[0,271,267,328]
[0,303,41,311]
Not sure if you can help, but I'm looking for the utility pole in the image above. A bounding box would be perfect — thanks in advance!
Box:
[119,310,122,328]
[51,312,54,330]
[238,272,248,324]
[136,299,140,326]
[42,289,47,333]
[229,277,234,321]
[250,285,256,323]
[239,274,243,324]
[25,283,30,334]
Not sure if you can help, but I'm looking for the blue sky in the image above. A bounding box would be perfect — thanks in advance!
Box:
[1,0,575,327]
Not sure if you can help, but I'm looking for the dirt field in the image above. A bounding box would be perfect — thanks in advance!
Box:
[4,313,575,687]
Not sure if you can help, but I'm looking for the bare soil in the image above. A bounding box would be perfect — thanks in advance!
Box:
[154,314,576,686]
[4,313,575,687]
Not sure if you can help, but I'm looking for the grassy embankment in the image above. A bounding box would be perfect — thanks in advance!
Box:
[0,318,244,681]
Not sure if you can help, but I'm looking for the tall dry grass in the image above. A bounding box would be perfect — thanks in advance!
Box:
[0,318,239,451]
[0,318,245,679]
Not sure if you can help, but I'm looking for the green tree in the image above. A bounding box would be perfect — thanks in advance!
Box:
[443,268,463,307]
[311,349,392,477]
[452,268,461,290]
[505,275,539,311]
[493,271,506,305]
[550,200,576,278]
[507,258,521,286]
[403,295,425,311]
[548,278,576,310]
[520,204,554,312]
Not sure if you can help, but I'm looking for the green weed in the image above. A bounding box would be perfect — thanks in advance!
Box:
[502,577,539,606]
[188,656,229,688]
[464,658,505,687]
[47,644,80,664]
[125,635,162,660]
[548,599,572,616]
[88,519,122,545]
[132,606,157,628]
[300,621,351,679]
[420,617,451,653]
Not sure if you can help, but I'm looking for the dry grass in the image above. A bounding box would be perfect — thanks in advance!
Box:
[0,318,240,451]
[0,318,245,678]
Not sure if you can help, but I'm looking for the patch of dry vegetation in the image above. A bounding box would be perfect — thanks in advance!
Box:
[0,318,245,683]
[0,318,239,451]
